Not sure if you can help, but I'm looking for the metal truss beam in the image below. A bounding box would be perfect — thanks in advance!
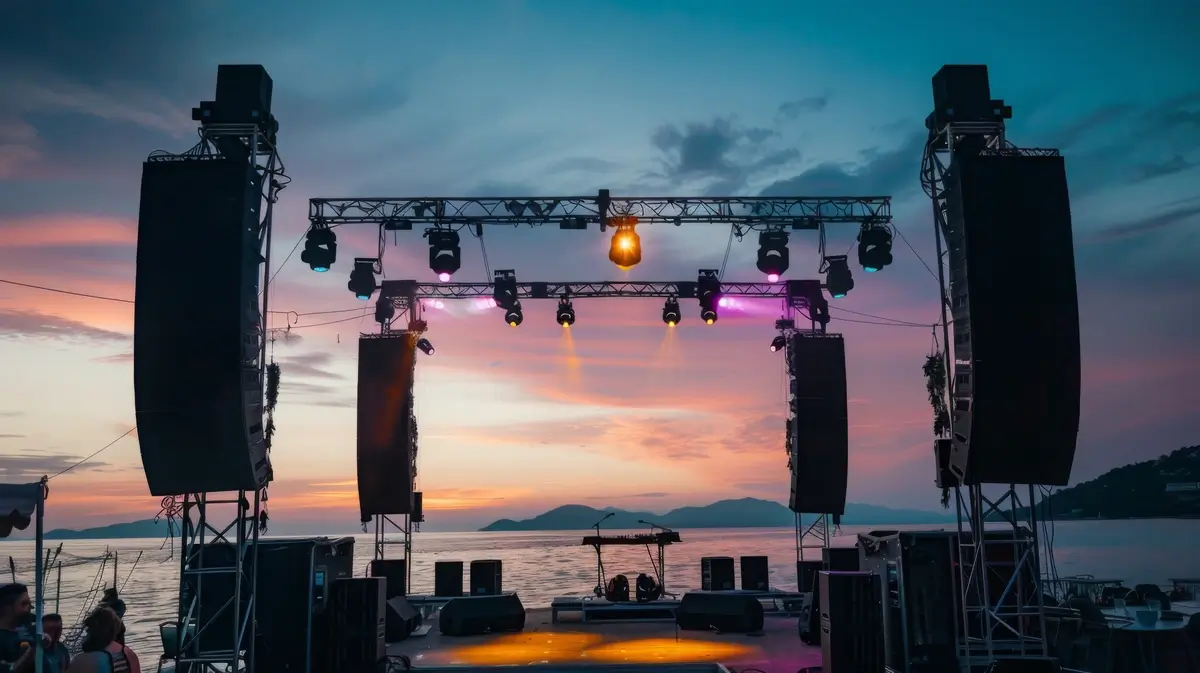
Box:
[378,278,822,303]
[309,192,892,227]
[175,491,260,673]
[372,514,413,591]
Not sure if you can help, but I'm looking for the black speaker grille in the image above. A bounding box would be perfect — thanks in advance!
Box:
[789,333,849,514]
[953,153,1081,485]
[134,157,269,495]
[357,334,416,516]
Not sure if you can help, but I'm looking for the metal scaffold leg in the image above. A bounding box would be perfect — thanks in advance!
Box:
[954,484,1047,670]
[795,512,832,564]
[176,490,261,673]
[373,514,412,590]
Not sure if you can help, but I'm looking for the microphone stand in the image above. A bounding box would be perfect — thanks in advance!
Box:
[637,519,675,597]
[591,513,614,598]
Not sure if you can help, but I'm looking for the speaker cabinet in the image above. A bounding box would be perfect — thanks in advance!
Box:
[439,594,525,637]
[435,560,464,597]
[676,592,765,633]
[819,571,884,673]
[740,556,770,591]
[788,333,849,514]
[134,157,271,496]
[701,556,735,591]
[357,334,417,517]
[469,559,502,595]
[369,558,406,598]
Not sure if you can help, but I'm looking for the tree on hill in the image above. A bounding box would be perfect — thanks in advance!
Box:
[1024,444,1200,519]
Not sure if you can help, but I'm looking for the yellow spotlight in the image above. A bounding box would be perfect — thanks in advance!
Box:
[608,215,642,270]
[667,321,676,327]
[705,318,714,325]
[508,321,518,327]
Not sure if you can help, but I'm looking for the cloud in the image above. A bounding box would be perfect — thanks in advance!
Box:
[0,435,25,440]
[759,130,925,198]
[650,117,799,194]
[0,453,108,478]
[277,351,346,380]
[1087,201,1200,243]
[777,97,829,120]
[93,352,134,365]
[0,309,129,342]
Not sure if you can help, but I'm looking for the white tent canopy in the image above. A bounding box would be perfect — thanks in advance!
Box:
[0,481,43,539]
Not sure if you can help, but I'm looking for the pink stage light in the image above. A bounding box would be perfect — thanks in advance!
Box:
[718,297,730,308]
[766,273,780,283]
[438,272,452,282]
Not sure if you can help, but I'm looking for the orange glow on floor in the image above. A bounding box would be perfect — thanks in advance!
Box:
[583,638,757,664]
[445,633,757,666]
[447,632,603,665]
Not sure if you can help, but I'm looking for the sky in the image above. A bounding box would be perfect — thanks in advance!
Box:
[0,1,1198,533]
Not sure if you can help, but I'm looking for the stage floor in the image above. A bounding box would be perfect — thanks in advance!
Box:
[389,607,821,673]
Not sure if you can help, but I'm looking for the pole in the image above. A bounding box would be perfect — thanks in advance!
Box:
[54,562,61,614]
[34,479,45,673]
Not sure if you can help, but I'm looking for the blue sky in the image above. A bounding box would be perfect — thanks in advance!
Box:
[0,1,1197,531]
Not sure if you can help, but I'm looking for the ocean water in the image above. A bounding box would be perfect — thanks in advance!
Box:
[2,519,1197,657]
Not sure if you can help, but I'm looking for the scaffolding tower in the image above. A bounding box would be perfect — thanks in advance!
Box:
[922,116,1050,669]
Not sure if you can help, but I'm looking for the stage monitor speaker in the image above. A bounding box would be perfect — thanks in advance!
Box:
[947,153,1080,486]
[470,559,503,595]
[134,157,271,496]
[823,546,859,572]
[819,571,884,673]
[676,592,764,634]
[369,558,406,598]
[435,560,464,597]
[384,596,422,643]
[740,556,770,591]
[327,577,386,672]
[797,559,823,593]
[788,333,849,515]
[357,334,417,517]
[438,594,526,637]
[700,556,735,591]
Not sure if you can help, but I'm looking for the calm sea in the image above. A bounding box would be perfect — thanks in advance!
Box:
[3,519,1197,656]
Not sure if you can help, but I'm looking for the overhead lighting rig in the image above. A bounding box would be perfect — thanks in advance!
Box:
[556,296,576,326]
[822,256,854,299]
[376,277,833,331]
[427,229,461,281]
[697,269,721,325]
[857,221,894,273]
[416,337,435,355]
[301,227,337,272]
[662,297,682,326]
[756,231,790,282]
[770,335,787,352]
[348,258,379,301]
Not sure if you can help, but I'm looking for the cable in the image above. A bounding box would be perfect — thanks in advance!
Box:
[829,305,932,327]
[48,427,136,480]
[0,277,357,318]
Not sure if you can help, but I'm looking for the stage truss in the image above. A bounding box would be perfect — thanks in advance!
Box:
[153,122,280,673]
[310,192,891,228]
[175,491,261,673]
[922,119,1054,667]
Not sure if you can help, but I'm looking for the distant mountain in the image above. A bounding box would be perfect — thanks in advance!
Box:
[479,498,953,531]
[44,519,177,540]
[1005,444,1200,521]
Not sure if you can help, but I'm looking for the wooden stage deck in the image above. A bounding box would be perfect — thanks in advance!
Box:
[388,607,822,673]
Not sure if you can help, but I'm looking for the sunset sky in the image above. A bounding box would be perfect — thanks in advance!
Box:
[1,1,1197,533]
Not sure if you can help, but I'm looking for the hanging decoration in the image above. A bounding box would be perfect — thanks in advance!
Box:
[923,349,952,508]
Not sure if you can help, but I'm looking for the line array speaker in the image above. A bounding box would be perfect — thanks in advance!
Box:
[134,157,272,496]
[357,334,417,518]
[788,333,849,514]
[945,153,1080,486]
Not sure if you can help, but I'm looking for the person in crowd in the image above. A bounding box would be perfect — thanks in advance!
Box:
[0,583,36,673]
[96,590,125,645]
[41,614,70,672]
[66,608,140,673]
